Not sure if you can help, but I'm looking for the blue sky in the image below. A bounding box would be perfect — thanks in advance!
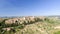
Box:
[0,0,60,16]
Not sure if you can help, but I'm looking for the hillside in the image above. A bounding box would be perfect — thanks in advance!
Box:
[0,16,60,34]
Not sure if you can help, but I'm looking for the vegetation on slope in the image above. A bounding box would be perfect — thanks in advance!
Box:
[0,16,60,34]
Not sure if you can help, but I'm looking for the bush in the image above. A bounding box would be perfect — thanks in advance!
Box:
[34,18,43,22]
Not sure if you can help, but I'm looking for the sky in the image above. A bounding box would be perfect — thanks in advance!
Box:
[0,0,60,16]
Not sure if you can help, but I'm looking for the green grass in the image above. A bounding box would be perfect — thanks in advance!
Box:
[54,31,60,34]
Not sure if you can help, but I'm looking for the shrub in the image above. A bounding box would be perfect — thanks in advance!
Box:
[34,18,43,22]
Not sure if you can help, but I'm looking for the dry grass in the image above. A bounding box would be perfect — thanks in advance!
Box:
[0,16,60,34]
